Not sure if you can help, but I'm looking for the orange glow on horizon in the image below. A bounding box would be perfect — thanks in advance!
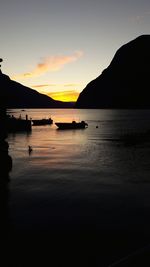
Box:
[31,84,82,102]
[46,90,79,102]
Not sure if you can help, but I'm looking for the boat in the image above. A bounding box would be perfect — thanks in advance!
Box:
[55,120,88,130]
[6,115,32,132]
[32,118,53,126]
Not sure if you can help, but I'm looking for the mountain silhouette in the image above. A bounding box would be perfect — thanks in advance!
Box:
[76,35,150,108]
[0,70,74,108]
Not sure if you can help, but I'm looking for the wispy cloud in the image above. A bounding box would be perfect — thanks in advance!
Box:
[32,83,80,89]
[12,51,83,80]
[129,11,150,24]
[64,83,80,87]
[32,84,56,88]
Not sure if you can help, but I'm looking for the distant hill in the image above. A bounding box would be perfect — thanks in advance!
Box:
[76,35,150,108]
[0,71,74,108]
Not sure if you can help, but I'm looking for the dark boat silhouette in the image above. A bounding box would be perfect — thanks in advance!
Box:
[6,115,32,132]
[55,120,88,130]
[32,118,53,126]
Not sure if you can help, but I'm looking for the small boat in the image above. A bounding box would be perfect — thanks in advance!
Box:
[55,120,88,130]
[32,118,53,126]
[6,115,32,132]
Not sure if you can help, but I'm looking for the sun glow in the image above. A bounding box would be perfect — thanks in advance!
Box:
[46,90,79,102]
[32,83,82,102]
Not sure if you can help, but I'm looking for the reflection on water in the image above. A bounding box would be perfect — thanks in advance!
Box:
[8,109,150,185]
[6,109,150,265]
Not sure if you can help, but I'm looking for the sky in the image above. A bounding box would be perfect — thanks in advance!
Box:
[1,0,150,102]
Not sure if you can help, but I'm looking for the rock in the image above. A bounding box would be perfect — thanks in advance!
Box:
[76,35,150,108]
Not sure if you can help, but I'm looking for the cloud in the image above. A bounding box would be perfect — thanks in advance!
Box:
[32,83,80,88]
[12,51,83,80]
[32,84,56,88]
[129,15,144,24]
[64,83,80,87]
[129,11,150,24]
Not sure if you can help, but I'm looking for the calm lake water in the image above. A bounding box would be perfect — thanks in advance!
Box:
[5,109,150,266]
[8,108,150,185]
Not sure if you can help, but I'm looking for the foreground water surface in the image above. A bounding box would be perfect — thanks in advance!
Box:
[4,109,150,266]
[8,109,150,185]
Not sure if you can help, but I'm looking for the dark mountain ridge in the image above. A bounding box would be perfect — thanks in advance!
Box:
[0,70,74,108]
[76,35,150,108]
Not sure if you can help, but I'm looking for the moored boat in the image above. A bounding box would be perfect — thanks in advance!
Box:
[55,120,88,130]
[32,118,53,126]
[6,115,32,132]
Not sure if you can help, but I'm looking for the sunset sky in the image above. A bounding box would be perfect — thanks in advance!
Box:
[1,0,150,102]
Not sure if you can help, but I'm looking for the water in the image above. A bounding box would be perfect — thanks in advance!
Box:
[5,109,150,265]
[8,109,150,185]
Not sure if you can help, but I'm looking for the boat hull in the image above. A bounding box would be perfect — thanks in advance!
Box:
[6,118,32,132]
[55,121,88,130]
[32,119,53,126]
